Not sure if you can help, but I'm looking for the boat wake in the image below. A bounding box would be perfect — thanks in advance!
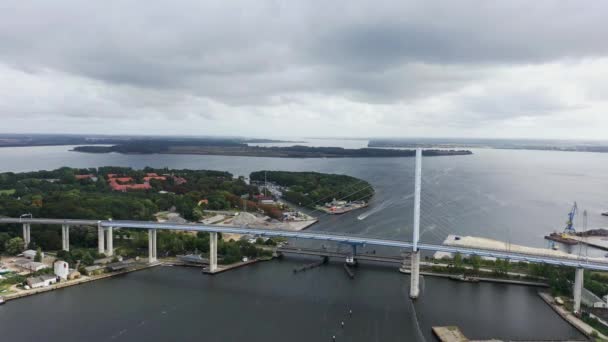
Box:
[419,224,437,239]
[357,193,414,221]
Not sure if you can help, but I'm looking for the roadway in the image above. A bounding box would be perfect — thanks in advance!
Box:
[3,217,608,271]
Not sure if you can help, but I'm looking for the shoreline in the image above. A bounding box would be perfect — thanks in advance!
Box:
[398,268,549,287]
[2,262,161,303]
[71,146,473,159]
[538,291,607,339]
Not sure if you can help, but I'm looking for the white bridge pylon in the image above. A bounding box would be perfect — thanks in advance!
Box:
[410,148,422,299]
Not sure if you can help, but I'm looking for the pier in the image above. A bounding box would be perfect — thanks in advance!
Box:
[277,246,407,264]
[293,257,328,273]
[343,264,355,279]
[432,326,468,342]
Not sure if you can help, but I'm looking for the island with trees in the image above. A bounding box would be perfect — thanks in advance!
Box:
[72,139,472,158]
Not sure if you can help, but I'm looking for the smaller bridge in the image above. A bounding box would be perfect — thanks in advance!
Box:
[277,246,407,264]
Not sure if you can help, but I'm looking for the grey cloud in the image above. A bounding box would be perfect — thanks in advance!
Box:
[1,1,607,105]
[0,1,607,137]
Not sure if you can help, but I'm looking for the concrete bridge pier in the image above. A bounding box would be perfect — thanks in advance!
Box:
[209,232,218,272]
[22,223,31,247]
[148,229,157,263]
[97,223,105,255]
[61,224,70,251]
[574,267,584,313]
[409,148,422,300]
[105,227,114,256]
[410,251,421,299]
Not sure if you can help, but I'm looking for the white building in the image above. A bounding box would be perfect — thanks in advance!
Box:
[14,259,48,272]
[54,260,69,280]
[26,275,57,289]
[23,249,44,260]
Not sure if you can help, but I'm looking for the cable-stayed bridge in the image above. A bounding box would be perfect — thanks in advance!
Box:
[0,150,596,312]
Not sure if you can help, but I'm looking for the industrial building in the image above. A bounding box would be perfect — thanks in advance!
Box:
[14,259,48,272]
[23,249,44,260]
[26,275,57,289]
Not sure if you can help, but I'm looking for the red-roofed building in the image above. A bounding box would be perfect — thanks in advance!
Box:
[106,172,179,192]
[128,183,152,190]
[173,176,187,185]
[143,176,167,182]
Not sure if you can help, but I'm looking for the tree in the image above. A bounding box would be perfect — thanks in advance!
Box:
[81,251,94,266]
[34,247,42,262]
[0,232,10,253]
[5,237,25,255]
[470,255,481,274]
[453,253,463,272]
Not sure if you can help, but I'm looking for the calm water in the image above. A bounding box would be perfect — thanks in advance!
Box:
[1,143,605,341]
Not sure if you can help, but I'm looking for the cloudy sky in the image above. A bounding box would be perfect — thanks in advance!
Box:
[1,1,607,139]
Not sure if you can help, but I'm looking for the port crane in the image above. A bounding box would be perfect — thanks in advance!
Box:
[564,202,578,234]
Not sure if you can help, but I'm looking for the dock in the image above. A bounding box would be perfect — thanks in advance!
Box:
[202,259,260,274]
[398,268,548,287]
[277,246,406,264]
[293,257,327,273]
[544,233,578,245]
[343,263,355,279]
[432,326,469,342]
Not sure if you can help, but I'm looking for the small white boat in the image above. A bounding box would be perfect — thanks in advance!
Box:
[0,297,5,305]
[345,256,357,266]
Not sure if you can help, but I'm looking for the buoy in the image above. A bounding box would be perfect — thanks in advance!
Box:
[341,321,344,328]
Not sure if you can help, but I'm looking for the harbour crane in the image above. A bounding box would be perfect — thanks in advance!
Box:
[564,202,578,234]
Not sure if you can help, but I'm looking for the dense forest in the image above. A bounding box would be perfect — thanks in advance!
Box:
[0,167,373,261]
[250,171,374,208]
[0,167,275,258]
[0,167,255,220]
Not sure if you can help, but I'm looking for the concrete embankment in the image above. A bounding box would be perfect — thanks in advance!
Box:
[432,326,469,342]
[399,268,548,287]
[432,325,582,342]
[3,262,161,302]
[202,259,261,274]
[538,291,608,340]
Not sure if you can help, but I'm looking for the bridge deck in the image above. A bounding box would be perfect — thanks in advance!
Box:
[2,217,608,271]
